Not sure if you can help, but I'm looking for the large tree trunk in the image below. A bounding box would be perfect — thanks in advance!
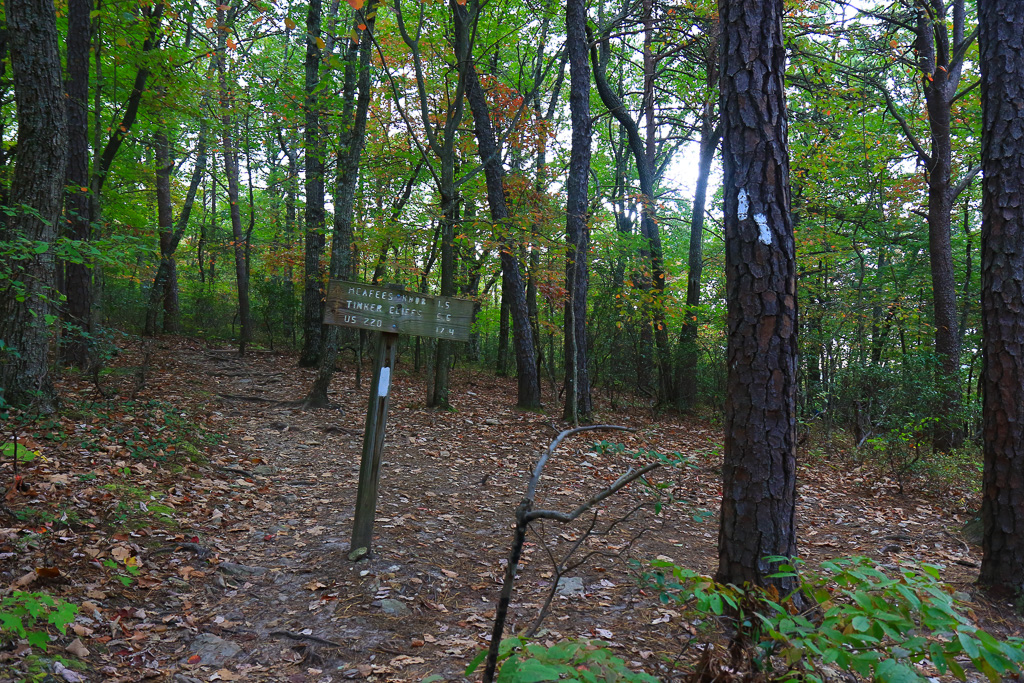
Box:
[0,0,67,411]
[305,0,381,408]
[299,0,326,367]
[561,0,592,423]
[715,0,799,594]
[978,0,1024,596]
[453,0,540,410]
[216,7,252,355]
[60,0,92,368]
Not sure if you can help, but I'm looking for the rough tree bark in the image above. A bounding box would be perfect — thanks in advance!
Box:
[978,0,1024,596]
[60,0,92,367]
[715,0,799,593]
[0,0,67,411]
[562,0,593,423]
[299,0,326,367]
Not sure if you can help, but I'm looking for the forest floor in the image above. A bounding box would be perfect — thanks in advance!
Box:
[1,336,1020,683]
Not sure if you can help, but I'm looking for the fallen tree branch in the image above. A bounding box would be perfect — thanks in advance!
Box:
[483,425,645,683]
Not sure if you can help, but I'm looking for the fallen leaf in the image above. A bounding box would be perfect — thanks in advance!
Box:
[65,638,90,657]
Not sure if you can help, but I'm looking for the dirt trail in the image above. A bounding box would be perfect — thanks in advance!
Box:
[1,339,1006,682]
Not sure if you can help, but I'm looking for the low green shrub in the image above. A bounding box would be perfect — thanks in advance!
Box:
[645,556,1024,682]
[0,591,78,651]
[466,636,659,683]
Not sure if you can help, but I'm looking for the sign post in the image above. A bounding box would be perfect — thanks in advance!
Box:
[323,280,475,560]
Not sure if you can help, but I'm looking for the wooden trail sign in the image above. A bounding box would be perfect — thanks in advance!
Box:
[325,280,474,341]
[324,281,475,561]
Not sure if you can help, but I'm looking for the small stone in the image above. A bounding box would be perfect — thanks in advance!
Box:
[187,633,242,667]
[380,599,409,616]
[253,465,277,476]
[484,418,500,426]
[962,515,983,546]
[53,662,85,683]
[218,562,269,577]
[556,577,586,598]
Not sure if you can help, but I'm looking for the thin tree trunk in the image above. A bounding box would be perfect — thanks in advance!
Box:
[144,126,207,336]
[562,0,592,423]
[496,274,510,377]
[678,110,720,409]
[305,0,386,408]
[299,0,326,367]
[216,6,251,354]
[61,0,92,368]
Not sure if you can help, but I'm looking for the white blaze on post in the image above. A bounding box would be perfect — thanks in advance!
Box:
[737,188,749,221]
[377,367,391,398]
[755,213,772,245]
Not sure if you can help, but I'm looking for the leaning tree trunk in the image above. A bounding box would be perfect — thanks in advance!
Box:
[562,0,593,423]
[0,0,67,411]
[60,0,92,368]
[299,0,326,367]
[715,0,799,594]
[453,0,540,410]
[978,0,1024,596]
[305,0,380,409]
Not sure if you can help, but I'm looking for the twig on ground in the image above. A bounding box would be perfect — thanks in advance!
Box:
[269,630,343,647]
[148,542,213,559]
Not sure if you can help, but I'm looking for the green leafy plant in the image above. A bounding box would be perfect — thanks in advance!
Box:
[467,637,659,683]
[864,417,937,493]
[102,557,141,587]
[0,591,78,651]
[645,556,1024,682]
[0,441,38,463]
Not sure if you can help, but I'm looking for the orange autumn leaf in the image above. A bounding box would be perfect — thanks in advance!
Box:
[347,0,364,8]
[357,23,366,30]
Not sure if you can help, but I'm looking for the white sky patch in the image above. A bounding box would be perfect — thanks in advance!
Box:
[737,188,749,221]
[755,214,772,245]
